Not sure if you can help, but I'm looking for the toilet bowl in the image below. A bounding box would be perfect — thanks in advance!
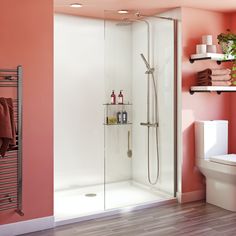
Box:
[195,120,236,211]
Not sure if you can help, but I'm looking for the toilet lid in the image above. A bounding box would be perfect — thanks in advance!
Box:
[210,154,236,166]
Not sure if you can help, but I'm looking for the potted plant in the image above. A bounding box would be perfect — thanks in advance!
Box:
[217,30,236,85]
[217,29,236,58]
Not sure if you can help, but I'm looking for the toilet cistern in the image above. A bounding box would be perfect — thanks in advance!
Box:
[195,120,236,212]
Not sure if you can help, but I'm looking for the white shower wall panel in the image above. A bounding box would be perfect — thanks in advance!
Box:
[54,15,132,190]
[104,21,132,183]
[54,15,105,190]
[132,18,174,195]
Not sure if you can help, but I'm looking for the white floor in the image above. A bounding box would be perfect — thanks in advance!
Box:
[54,181,173,222]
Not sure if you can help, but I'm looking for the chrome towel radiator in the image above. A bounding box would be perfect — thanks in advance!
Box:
[0,66,23,216]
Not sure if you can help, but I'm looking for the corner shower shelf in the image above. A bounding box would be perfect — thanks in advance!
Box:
[103,102,132,126]
[189,53,235,64]
[189,86,236,95]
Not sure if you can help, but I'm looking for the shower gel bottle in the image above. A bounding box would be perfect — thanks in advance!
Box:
[111,90,116,104]
[122,110,128,124]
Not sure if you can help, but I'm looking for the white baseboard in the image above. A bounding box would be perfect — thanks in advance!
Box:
[0,216,54,236]
[177,190,205,203]
[55,199,177,227]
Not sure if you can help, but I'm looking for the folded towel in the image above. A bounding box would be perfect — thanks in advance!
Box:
[198,74,231,81]
[197,81,232,86]
[198,68,231,76]
[0,98,16,157]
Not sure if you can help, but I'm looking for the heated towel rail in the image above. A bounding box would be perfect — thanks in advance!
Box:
[0,66,23,216]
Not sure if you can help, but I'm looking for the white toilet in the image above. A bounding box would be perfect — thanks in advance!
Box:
[195,120,236,211]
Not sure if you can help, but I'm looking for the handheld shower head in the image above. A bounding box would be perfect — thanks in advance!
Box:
[140,53,151,70]
[140,53,154,74]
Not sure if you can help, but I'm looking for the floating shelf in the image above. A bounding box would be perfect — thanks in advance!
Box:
[104,123,132,126]
[189,86,236,95]
[189,53,235,64]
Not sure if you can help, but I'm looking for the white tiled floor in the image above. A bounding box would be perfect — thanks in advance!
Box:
[54,181,172,222]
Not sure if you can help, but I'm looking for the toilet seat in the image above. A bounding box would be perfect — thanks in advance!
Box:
[210,154,236,166]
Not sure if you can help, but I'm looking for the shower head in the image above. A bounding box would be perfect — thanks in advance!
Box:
[116,16,150,27]
[140,53,151,70]
[116,19,133,26]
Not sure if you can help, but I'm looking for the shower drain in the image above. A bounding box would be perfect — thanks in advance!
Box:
[85,193,97,197]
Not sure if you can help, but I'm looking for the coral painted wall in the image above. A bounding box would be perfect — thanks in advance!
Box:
[229,13,236,153]
[0,0,53,224]
[181,8,231,193]
[230,14,236,29]
[0,1,235,227]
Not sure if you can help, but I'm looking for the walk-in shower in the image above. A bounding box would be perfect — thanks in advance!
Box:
[54,10,177,223]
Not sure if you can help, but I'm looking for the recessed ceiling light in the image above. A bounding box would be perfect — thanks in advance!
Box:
[70,3,82,8]
[118,10,129,14]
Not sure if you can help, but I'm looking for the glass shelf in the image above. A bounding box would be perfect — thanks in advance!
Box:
[103,123,132,126]
[103,103,132,106]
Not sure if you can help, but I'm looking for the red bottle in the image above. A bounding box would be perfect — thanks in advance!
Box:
[111,90,116,104]
[118,90,124,104]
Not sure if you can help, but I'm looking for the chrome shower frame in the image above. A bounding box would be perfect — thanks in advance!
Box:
[117,14,178,193]
[141,14,178,195]
[140,14,178,195]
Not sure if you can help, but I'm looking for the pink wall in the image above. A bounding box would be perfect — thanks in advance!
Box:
[0,1,235,226]
[229,13,236,153]
[181,8,232,193]
[0,0,53,224]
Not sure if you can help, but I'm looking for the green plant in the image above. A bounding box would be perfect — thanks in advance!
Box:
[217,30,236,86]
[217,29,236,42]
[217,29,236,57]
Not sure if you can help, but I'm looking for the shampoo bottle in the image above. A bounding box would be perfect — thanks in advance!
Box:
[117,111,122,124]
[118,90,124,104]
